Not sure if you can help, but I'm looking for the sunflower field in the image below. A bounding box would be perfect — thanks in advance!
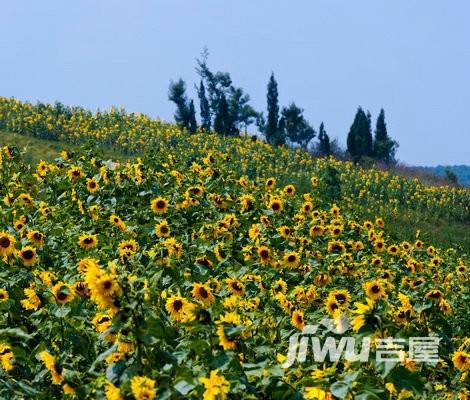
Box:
[0,99,469,399]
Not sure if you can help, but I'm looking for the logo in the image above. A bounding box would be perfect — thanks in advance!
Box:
[282,316,439,368]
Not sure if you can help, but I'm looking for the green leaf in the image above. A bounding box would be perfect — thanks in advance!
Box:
[330,381,350,399]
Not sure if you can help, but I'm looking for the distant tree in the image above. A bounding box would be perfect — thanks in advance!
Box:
[188,100,198,134]
[444,167,458,185]
[279,103,315,147]
[373,108,398,164]
[198,80,211,131]
[347,107,373,161]
[168,79,190,128]
[213,93,234,135]
[196,49,258,135]
[317,122,331,156]
[265,73,280,144]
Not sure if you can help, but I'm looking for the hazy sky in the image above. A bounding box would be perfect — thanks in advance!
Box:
[1,1,469,165]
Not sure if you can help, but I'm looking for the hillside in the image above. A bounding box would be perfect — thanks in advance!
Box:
[417,165,470,187]
[0,98,470,399]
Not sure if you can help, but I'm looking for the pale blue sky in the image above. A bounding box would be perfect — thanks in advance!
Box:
[1,1,469,165]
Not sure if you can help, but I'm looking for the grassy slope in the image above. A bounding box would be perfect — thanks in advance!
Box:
[0,130,124,163]
[1,129,470,253]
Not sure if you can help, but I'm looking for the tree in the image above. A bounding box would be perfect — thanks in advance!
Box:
[279,103,315,147]
[373,108,398,164]
[168,79,190,128]
[213,93,234,136]
[317,122,331,156]
[198,80,211,131]
[347,107,373,161]
[265,73,280,144]
[188,100,197,134]
[196,49,258,136]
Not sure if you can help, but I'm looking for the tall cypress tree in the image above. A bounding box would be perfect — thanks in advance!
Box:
[168,79,190,128]
[374,108,398,164]
[266,73,279,144]
[213,93,233,136]
[347,107,372,161]
[198,80,211,131]
[188,100,198,134]
[318,122,331,156]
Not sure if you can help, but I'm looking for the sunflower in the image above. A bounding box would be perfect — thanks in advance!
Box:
[425,290,443,301]
[283,184,296,196]
[226,278,245,296]
[257,245,271,264]
[0,289,9,302]
[199,370,230,400]
[328,289,351,308]
[195,256,213,268]
[192,283,215,306]
[282,251,300,268]
[217,325,237,350]
[67,166,84,181]
[278,226,292,239]
[309,225,324,237]
[363,220,374,230]
[364,280,386,299]
[272,279,287,295]
[130,376,156,400]
[387,244,399,256]
[376,218,385,228]
[27,230,45,247]
[78,234,98,249]
[0,232,16,257]
[150,197,168,214]
[155,220,171,237]
[51,282,75,305]
[265,177,276,189]
[371,256,383,268]
[109,215,126,231]
[452,351,470,371]
[19,246,37,266]
[374,239,385,252]
[327,240,345,253]
[118,239,139,254]
[248,224,261,240]
[325,298,340,315]
[291,310,305,330]
[86,178,100,193]
[268,197,283,213]
[310,176,318,186]
[165,295,194,322]
[72,281,90,297]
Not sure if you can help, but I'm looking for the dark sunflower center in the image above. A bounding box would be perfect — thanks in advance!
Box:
[102,281,112,290]
[335,294,346,303]
[173,300,183,311]
[232,282,242,291]
[84,237,93,244]
[0,237,11,248]
[57,292,68,301]
[22,250,34,259]
[160,226,168,233]
[260,250,269,258]
[156,200,165,209]
[371,285,381,293]
[287,255,296,262]
[199,287,208,298]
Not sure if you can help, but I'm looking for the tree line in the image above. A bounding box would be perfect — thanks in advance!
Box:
[169,50,398,164]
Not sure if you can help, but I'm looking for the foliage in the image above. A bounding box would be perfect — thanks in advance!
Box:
[0,99,469,398]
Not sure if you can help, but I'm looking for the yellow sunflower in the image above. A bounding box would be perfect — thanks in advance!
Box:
[291,310,305,330]
[155,220,171,237]
[191,283,215,306]
[19,246,38,266]
[150,197,168,214]
[86,178,100,193]
[0,232,16,257]
[364,280,386,300]
[78,234,98,249]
